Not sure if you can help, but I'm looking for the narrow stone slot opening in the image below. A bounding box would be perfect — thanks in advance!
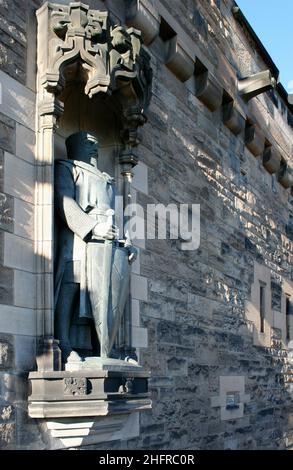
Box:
[286,295,291,342]
[159,17,176,41]
[259,283,266,334]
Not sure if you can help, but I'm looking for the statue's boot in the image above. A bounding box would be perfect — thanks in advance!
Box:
[125,356,138,365]
[60,342,82,364]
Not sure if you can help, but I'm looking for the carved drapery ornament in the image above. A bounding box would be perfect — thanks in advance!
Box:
[64,377,88,396]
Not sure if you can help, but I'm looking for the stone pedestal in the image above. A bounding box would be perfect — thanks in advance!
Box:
[28,361,151,447]
[28,364,151,419]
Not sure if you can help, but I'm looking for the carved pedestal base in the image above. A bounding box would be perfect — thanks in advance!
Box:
[28,366,151,418]
[28,365,151,447]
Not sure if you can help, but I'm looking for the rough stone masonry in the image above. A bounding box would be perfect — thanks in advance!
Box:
[0,0,293,450]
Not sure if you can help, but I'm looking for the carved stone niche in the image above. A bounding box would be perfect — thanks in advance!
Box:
[28,1,152,447]
[263,146,281,174]
[245,121,265,157]
[195,59,223,112]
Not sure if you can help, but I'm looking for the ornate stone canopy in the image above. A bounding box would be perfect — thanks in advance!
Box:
[38,2,152,128]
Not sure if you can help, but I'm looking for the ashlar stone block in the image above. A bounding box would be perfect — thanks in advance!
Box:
[0,193,14,233]
[3,151,35,204]
[0,266,14,305]
[3,232,34,272]
[0,305,36,336]
[0,70,35,131]
[0,113,15,154]
[132,161,148,195]
[0,422,15,448]
[132,326,148,348]
[14,270,36,309]
[14,198,34,240]
[165,36,195,83]
[131,274,148,301]
[15,123,35,164]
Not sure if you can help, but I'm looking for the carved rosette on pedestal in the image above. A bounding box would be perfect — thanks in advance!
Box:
[29,2,152,446]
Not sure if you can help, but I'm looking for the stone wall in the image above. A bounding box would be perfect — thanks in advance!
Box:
[0,0,293,450]
[0,0,41,449]
[124,0,293,450]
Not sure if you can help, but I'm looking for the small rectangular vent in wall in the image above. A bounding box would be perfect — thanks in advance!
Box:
[260,283,266,334]
[226,392,240,410]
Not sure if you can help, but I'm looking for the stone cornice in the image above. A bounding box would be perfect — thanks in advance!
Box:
[125,0,293,189]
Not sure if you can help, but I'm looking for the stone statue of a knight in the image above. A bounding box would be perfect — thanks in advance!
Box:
[54,131,137,365]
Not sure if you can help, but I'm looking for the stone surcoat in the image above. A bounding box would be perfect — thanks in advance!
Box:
[54,159,116,319]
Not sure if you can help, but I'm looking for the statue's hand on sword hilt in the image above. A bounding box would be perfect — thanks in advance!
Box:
[92,209,119,241]
[92,222,119,240]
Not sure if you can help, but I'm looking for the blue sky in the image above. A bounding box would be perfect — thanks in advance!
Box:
[236,0,293,92]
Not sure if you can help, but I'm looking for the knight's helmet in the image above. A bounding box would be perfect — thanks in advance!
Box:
[65,131,99,163]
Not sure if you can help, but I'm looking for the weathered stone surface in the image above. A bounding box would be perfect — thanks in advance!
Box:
[3,152,35,204]
[15,124,36,164]
[165,37,194,83]
[3,232,34,272]
[0,305,36,336]
[0,70,35,130]
[0,113,15,154]
[0,191,14,233]
[167,357,188,376]
[0,422,15,448]
[0,266,13,305]
[245,123,265,157]
[0,372,28,403]
[14,335,36,371]
[0,0,42,89]
[0,402,14,422]
[0,334,14,369]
